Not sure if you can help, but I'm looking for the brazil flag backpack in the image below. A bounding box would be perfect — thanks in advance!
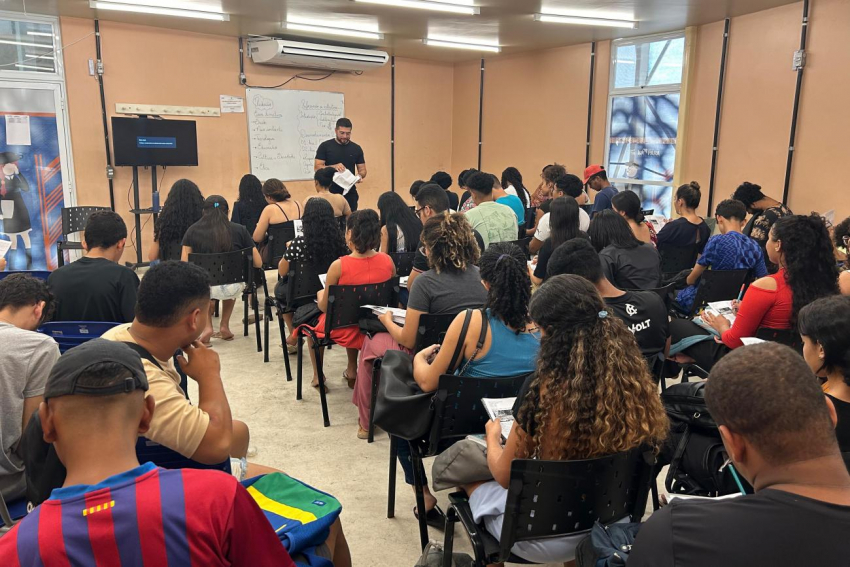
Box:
[242,473,342,567]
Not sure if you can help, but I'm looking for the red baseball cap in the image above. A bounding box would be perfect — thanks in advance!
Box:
[583,164,605,185]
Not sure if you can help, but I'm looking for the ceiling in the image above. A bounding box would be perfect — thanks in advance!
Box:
[9,0,802,62]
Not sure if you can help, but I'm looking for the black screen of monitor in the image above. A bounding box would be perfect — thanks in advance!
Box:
[112,117,198,167]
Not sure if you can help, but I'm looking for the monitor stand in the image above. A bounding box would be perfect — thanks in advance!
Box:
[126,164,160,270]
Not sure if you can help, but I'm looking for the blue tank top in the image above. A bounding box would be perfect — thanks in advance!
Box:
[461,309,540,378]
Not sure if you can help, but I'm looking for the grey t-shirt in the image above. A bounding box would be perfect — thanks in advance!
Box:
[0,322,59,500]
[408,266,487,315]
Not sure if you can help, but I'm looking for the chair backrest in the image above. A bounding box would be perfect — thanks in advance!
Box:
[39,321,121,354]
[414,313,458,352]
[498,448,654,561]
[705,217,718,235]
[188,248,251,287]
[501,237,532,259]
[324,278,399,334]
[429,373,529,454]
[523,206,537,232]
[689,268,750,316]
[389,251,417,277]
[756,327,803,354]
[286,260,325,311]
[640,282,677,312]
[0,270,51,281]
[160,240,184,263]
[266,221,296,266]
[659,242,701,275]
[135,437,231,474]
[61,206,111,237]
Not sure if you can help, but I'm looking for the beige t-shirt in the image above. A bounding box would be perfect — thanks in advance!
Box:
[102,324,210,458]
[305,193,351,218]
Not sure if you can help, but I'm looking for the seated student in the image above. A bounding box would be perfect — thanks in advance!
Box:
[530,196,587,286]
[529,173,590,251]
[530,163,566,208]
[676,199,768,312]
[612,189,657,245]
[0,339,299,567]
[732,181,792,272]
[102,262,258,476]
[253,178,303,245]
[589,210,662,290]
[275,198,349,346]
[291,210,395,390]
[799,295,850,453]
[458,168,480,212]
[548,238,670,356]
[463,172,520,249]
[307,166,352,218]
[670,214,839,372]
[47,210,140,323]
[833,216,850,295]
[429,171,458,211]
[629,343,850,567]
[408,183,485,291]
[501,166,531,210]
[491,174,525,226]
[377,191,422,253]
[0,274,59,502]
[464,275,668,563]
[231,173,266,236]
[656,181,711,254]
[353,214,487,439]
[408,178,426,203]
[182,196,262,344]
[149,179,203,262]
[584,164,618,216]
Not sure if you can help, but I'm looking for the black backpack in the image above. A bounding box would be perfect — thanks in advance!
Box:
[659,381,750,496]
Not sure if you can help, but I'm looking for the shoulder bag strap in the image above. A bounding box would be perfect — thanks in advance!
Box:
[447,309,474,372]
[458,309,490,376]
[121,341,164,371]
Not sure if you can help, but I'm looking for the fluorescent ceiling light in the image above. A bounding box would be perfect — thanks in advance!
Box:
[423,38,500,52]
[26,31,54,37]
[15,63,53,71]
[534,13,637,29]
[0,39,53,48]
[284,22,384,40]
[352,0,479,16]
[89,1,230,21]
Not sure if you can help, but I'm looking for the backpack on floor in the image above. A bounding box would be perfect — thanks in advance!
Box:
[414,541,473,567]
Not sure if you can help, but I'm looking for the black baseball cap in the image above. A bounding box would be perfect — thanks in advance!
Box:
[43,339,149,400]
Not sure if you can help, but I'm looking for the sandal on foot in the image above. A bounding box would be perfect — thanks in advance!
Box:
[413,505,446,531]
[312,381,329,393]
[213,331,235,341]
[343,371,356,389]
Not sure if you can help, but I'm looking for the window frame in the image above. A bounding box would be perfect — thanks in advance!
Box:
[0,11,64,82]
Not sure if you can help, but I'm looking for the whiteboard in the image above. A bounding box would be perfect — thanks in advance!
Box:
[246,88,345,181]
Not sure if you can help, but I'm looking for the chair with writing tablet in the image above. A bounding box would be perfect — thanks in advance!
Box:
[682,268,750,318]
[56,206,111,267]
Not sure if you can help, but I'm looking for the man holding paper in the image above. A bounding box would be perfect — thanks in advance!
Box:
[315,118,366,212]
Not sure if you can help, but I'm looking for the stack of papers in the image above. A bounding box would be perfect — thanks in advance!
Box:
[482,397,516,443]
[666,493,742,504]
[694,301,737,336]
[741,337,766,346]
[646,215,670,232]
[363,305,406,325]
[319,273,327,288]
[0,239,10,258]
[399,276,409,289]
[333,170,361,195]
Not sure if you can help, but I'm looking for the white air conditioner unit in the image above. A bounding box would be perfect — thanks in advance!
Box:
[248,39,389,72]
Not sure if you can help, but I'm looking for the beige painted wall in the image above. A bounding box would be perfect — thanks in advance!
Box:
[449,59,481,195]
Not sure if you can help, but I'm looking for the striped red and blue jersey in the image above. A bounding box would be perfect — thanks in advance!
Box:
[0,462,295,567]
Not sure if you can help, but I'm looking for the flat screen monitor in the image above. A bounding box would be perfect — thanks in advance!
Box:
[112,117,198,167]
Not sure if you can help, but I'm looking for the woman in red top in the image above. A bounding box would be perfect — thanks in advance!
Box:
[670,214,839,371]
[292,209,395,389]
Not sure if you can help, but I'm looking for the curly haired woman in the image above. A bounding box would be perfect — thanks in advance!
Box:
[460,274,668,564]
[149,179,203,262]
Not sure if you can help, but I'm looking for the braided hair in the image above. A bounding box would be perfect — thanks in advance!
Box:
[478,242,531,332]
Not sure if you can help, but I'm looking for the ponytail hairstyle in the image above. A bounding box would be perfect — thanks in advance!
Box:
[501,167,528,208]
[612,190,645,223]
[675,181,702,210]
[516,275,668,460]
[421,213,480,273]
[798,295,850,383]
[548,196,581,249]
[478,242,531,332]
[190,195,232,254]
[771,214,840,325]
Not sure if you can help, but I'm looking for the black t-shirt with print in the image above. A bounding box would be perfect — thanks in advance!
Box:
[604,290,669,355]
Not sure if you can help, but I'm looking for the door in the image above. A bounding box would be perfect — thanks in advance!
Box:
[0,82,73,270]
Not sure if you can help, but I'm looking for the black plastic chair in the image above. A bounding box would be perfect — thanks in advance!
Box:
[0,270,51,281]
[135,437,231,474]
[295,278,399,427]
[263,222,296,270]
[523,206,538,233]
[756,327,803,354]
[188,248,261,352]
[56,206,111,266]
[684,268,750,317]
[659,242,701,277]
[501,237,532,259]
[442,448,654,567]
[263,261,324,373]
[367,312,459,443]
[389,251,417,278]
[388,372,529,550]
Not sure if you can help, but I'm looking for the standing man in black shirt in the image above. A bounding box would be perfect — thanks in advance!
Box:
[629,343,850,567]
[47,211,140,323]
[314,118,366,212]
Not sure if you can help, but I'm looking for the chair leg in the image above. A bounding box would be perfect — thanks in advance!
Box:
[263,301,271,363]
[410,445,430,551]
[651,479,661,511]
[243,296,248,337]
[368,358,382,443]
[296,333,304,400]
[442,507,456,567]
[316,343,331,427]
[387,436,398,519]
[279,313,292,382]
[253,292,262,353]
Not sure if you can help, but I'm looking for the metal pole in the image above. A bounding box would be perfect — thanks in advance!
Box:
[782,0,809,205]
[94,20,115,211]
[707,18,730,215]
[132,166,141,265]
[585,42,596,168]
[477,59,485,170]
[391,56,395,192]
